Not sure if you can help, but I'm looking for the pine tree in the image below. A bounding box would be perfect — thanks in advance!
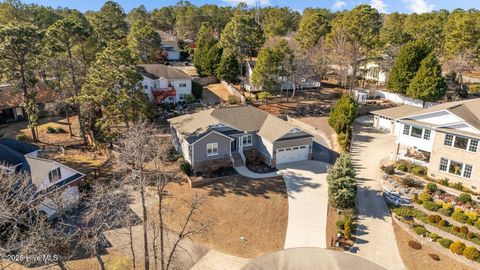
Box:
[327,153,357,209]
[407,53,447,104]
[216,53,240,83]
[387,40,431,94]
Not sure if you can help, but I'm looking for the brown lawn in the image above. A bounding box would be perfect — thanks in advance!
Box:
[205,83,231,102]
[296,116,341,152]
[48,148,109,178]
[161,175,288,258]
[393,221,476,270]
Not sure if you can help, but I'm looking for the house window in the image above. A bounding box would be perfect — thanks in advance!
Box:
[48,167,62,183]
[464,164,473,178]
[206,143,218,156]
[469,140,478,152]
[143,84,148,89]
[454,136,469,150]
[423,129,431,140]
[444,134,454,146]
[403,125,410,135]
[242,135,252,146]
[179,94,186,100]
[410,126,423,138]
[179,83,187,87]
[449,160,463,176]
[439,158,448,172]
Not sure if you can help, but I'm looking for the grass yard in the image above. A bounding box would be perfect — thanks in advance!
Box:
[393,221,476,270]
[161,175,288,258]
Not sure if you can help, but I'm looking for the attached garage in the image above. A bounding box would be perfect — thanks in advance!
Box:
[371,105,423,133]
[276,145,309,165]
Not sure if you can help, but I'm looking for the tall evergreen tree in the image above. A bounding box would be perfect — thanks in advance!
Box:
[220,14,265,61]
[0,23,42,141]
[194,23,221,77]
[216,53,240,83]
[327,153,357,209]
[87,1,128,45]
[407,53,447,104]
[387,40,431,94]
[126,22,162,64]
[295,11,330,49]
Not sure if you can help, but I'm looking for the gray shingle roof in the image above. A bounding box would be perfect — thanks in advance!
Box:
[138,64,191,80]
[169,105,312,143]
[0,138,39,155]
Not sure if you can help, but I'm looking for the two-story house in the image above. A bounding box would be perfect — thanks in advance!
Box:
[168,105,314,171]
[374,99,480,190]
[137,64,192,104]
[0,138,85,219]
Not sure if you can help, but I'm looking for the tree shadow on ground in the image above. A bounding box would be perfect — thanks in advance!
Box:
[207,176,288,199]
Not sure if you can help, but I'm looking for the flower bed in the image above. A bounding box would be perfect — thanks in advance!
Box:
[394,206,480,247]
[394,207,480,263]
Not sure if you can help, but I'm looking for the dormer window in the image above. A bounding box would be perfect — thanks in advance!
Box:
[48,167,62,183]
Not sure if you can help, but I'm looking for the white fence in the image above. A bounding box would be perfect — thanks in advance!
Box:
[221,80,246,104]
[370,89,438,108]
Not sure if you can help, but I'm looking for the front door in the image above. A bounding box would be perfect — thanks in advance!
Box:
[231,138,237,151]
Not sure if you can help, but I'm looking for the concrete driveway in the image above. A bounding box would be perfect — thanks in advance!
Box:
[277,160,329,249]
[350,116,405,270]
[242,247,386,270]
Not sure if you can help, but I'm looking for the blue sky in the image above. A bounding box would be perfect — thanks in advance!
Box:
[18,0,480,13]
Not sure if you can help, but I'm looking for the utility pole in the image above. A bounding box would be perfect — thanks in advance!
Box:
[255,0,261,25]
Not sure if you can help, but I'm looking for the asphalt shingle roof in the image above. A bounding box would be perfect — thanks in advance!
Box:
[138,64,191,80]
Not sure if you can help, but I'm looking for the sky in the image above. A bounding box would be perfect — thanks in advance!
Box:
[17,0,480,13]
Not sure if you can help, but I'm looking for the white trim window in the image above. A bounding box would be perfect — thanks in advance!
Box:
[403,125,410,135]
[206,143,218,156]
[242,134,253,146]
[402,124,431,140]
[443,133,478,153]
[439,157,473,179]
[48,167,62,183]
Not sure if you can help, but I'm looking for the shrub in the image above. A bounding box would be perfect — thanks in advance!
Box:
[450,241,466,255]
[246,149,262,165]
[16,134,27,141]
[423,201,441,212]
[395,160,411,172]
[428,253,440,261]
[426,182,437,192]
[402,177,422,188]
[55,127,66,133]
[428,232,439,241]
[343,214,354,240]
[463,247,480,260]
[336,220,345,230]
[428,214,441,223]
[178,159,192,176]
[227,95,238,104]
[408,240,422,250]
[453,182,464,191]
[46,126,56,133]
[440,178,449,186]
[412,165,427,176]
[438,208,453,217]
[453,226,460,233]
[475,219,480,230]
[467,232,475,239]
[465,210,478,223]
[452,210,468,223]
[458,193,472,203]
[165,146,179,162]
[438,219,448,227]
[418,191,432,203]
[199,158,232,177]
[383,165,395,175]
[414,226,427,235]
[460,226,469,235]
[337,132,351,152]
[439,238,453,248]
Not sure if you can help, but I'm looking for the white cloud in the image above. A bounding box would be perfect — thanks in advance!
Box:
[403,0,435,13]
[332,1,347,10]
[370,0,387,13]
[222,0,269,6]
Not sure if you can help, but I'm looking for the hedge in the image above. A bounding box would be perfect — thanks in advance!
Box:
[439,238,453,248]
[450,241,466,255]
[463,246,480,260]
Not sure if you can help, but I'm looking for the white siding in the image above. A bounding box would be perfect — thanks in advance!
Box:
[396,123,435,152]
[410,111,462,126]
[141,76,192,103]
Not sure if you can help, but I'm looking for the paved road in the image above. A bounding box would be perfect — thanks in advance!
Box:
[350,116,405,270]
[242,247,386,270]
[277,161,329,249]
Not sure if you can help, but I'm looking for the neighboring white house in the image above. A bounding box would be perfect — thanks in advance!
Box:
[359,62,387,85]
[0,138,85,219]
[243,61,321,92]
[160,41,181,61]
[372,99,480,190]
[137,64,192,104]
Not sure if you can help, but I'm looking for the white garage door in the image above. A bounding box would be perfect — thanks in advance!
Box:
[276,145,309,165]
[378,116,393,132]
